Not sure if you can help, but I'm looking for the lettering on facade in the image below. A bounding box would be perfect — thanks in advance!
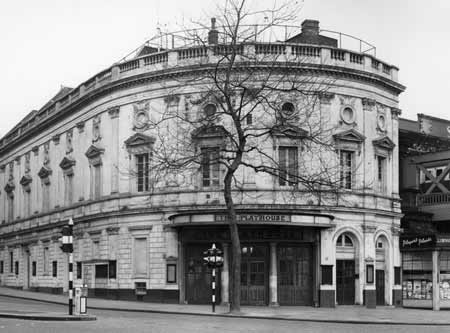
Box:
[214,214,291,223]
[400,236,435,249]
[437,235,450,247]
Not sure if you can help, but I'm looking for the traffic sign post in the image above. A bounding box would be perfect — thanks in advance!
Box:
[203,243,223,313]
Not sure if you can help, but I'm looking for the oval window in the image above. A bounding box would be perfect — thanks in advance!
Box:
[204,104,217,117]
[341,107,355,124]
[281,102,295,118]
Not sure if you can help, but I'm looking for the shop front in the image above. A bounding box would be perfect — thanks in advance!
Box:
[400,234,450,310]
[171,212,334,307]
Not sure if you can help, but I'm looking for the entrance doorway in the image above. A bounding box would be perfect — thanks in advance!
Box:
[185,245,221,304]
[278,245,313,305]
[376,270,385,305]
[241,245,268,305]
[336,260,355,305]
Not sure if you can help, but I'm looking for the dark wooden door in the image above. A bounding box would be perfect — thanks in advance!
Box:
[336,260,355,305]
[376,270,385,305]
[185,245,221,304]
[241,245,267,305]
[278,245,313,305]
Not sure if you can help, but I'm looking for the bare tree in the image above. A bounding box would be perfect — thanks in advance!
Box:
[133,0,346,313]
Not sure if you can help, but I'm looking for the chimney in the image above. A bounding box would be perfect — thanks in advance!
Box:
[208,18,219,45]
[301,19,320,35]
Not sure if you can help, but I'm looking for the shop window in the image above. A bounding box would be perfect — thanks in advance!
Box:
[32,261,37,277]
[201,147,220,187]
[167,264,177,283]
[15,261,19,275]
[377,156,387,193]
[136,153,149,192]
[76,262,82,279]
[0,260,3,274]
[339,150,354,189]
[52,261,57,277]
[279,146,298,186]
[337,234,353,247]
[95,264,108,278]
[439,251,450,300]
[109,260,117,279]
[402,252,432,300]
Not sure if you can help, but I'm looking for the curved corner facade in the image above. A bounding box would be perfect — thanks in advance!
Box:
[0,21,404,307]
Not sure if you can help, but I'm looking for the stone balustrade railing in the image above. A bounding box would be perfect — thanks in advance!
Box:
[0,42,399,152]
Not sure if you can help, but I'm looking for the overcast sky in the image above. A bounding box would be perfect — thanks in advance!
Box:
[0,0,448,136]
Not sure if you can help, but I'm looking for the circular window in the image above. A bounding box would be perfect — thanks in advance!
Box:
[377,114,386,131]
[281,102,295,118]
[204,104,217,117]
[340,106,355,124]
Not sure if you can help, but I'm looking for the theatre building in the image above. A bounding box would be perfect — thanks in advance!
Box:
[0,19,404,307]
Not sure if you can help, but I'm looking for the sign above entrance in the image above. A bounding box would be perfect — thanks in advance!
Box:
[214,214,291,223]
[400,235,436,250]
[437,235,450,247]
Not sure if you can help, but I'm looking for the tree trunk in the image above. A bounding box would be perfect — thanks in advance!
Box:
[224,169,241,313]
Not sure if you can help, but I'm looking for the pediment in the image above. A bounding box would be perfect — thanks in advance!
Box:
[333,129,366,143]
[373,136,395,150]
[4,181,15,193]
[20,175,33,187]
[271,124,308,139]
[85,145,105,159]
[38,166,52,179]
[192,125,228,139]
[59,156,76,170]
[124,133,156,147]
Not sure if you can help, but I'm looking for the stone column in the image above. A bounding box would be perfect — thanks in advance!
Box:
[269,242,279,307]
[221,243,229,306]
[432,250,440,311]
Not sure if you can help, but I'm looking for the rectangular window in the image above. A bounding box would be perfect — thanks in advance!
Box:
[92,240,100,259]
[321,265,333,285]
[76,262,82,279]
[93,165,102,199]
[279,146,298,186]
[134,238,147,276]
[136,154,149,192]
[24,190,31,217]
[32,261,37,276]
[340,150,354,189]
[0,260,3,274]
[52,261,57,277]
[167,264,177,283]
[43,247,49,275]
[201,147,220,187]
[108,260,117,279]
[95,264,108,278]
[9,252,13,273]
[377,156,387,193]
[402,251,432,300]
[15,261,19,275]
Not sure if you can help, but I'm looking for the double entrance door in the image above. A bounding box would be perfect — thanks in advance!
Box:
[336,260,355,305]
[240,245,268,305]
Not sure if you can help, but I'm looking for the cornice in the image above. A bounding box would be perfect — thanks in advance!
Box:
[0,62,403,155]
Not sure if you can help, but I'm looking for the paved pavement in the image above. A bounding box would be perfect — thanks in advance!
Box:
[0,286,449,325]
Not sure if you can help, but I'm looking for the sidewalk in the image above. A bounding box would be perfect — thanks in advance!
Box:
[0,286,449,325]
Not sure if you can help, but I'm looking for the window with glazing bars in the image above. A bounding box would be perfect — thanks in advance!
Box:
[201,147,220,187]
[136,153,149,192]
[377,156,387,193]
[339,150,354,189]
[279,146,298,186]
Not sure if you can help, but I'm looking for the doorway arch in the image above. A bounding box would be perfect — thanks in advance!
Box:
[335,231,359,305]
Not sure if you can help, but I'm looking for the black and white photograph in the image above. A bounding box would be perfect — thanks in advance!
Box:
[0,0,449,332]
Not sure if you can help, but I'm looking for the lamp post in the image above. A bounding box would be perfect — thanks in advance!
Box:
[61,218,74,315]
[203,243,223,313]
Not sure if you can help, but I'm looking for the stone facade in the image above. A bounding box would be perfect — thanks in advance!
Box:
[0,20,404,307]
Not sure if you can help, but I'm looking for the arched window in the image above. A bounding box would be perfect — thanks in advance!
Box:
[337,234,353,247]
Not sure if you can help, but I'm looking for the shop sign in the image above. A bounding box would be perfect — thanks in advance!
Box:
[214,214,291,223]
[400,235,436,249]
[436,235,450,247]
